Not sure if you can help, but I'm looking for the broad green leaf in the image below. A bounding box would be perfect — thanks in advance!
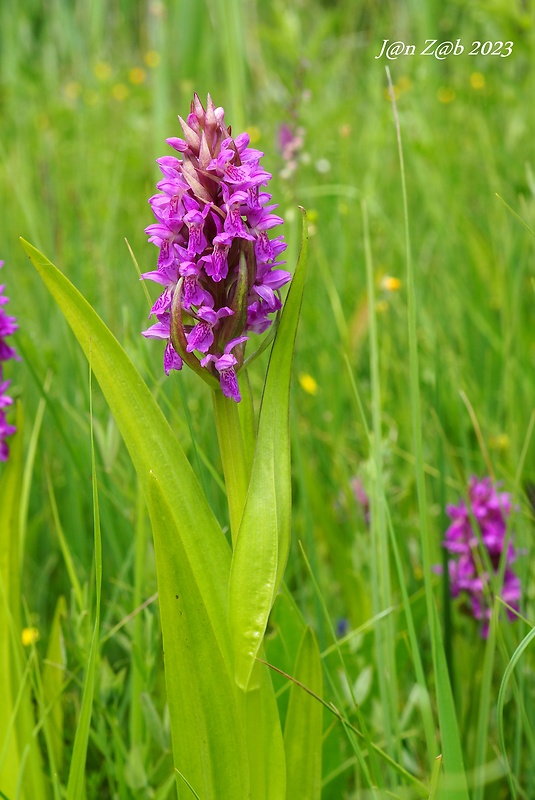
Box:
[147,472,249,799]
[283,627,323,800]
[229,210,308,690]
[0,406,48,800]
[20,238,232,660]
[241,660,286,800]
[20,241,249,795]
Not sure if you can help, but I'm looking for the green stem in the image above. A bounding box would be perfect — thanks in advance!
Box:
[213,389,250,547]
[237,369,256,478]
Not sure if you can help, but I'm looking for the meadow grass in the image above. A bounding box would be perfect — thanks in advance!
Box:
[1,0,534,797]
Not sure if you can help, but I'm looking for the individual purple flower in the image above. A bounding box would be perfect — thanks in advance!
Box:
[0,261,18,461]
[442,476,521,637]
[200,337,248,403]
[185,304,233,354]
[141,94,291,401]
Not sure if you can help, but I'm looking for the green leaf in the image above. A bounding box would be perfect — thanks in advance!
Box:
[229,209,308,690]
[20,240,250,797]
[240,660,287,800]
[147,472,249,799]
[20,238,232,662]
[283,627,323,800]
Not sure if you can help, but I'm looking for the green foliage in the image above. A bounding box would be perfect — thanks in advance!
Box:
[0,407,48,799]
[283,627,323,800]
[66,382,102,799]
[1,0,534,797]
[21,241,250,798]
[229,210,308,690]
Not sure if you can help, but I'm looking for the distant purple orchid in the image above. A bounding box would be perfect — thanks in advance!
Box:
[277,123,305,180]
[142,94,291,402]
[351,476,370,526]
[442,476,520,637]
[0,261,18,461]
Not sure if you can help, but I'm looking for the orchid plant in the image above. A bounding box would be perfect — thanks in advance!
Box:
[18,95,318,799]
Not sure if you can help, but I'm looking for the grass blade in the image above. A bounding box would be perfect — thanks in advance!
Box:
[385,66,469,798]
[66,367,102,800]
[497,625,535,800]
[42,595,68,776]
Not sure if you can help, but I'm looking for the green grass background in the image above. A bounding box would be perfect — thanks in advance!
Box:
[1,0,534,797]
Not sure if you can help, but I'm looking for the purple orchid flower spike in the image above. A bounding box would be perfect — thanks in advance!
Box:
[141,94,291,401]
[442,476,521,637]
[0,261,19,461]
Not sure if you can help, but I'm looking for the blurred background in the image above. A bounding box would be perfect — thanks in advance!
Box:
[1,0,534,796]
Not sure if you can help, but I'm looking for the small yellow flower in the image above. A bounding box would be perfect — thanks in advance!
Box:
[299,373,318,395]
[22,627,39,647]
[489,433,510,450]
[112,83,129,101]
[94,62,112,81]
[129,67,146,85]
[144,50,161,68]
[339,123,351,138]
[397,76,412,92]
[437,87,456,104]
[375,300,388,313]
[245,125,261,143]
[470,72,485,90]
[64,81,82,100]
[381,275,401,292]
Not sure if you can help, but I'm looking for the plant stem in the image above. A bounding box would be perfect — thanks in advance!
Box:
[213,390,250,547]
